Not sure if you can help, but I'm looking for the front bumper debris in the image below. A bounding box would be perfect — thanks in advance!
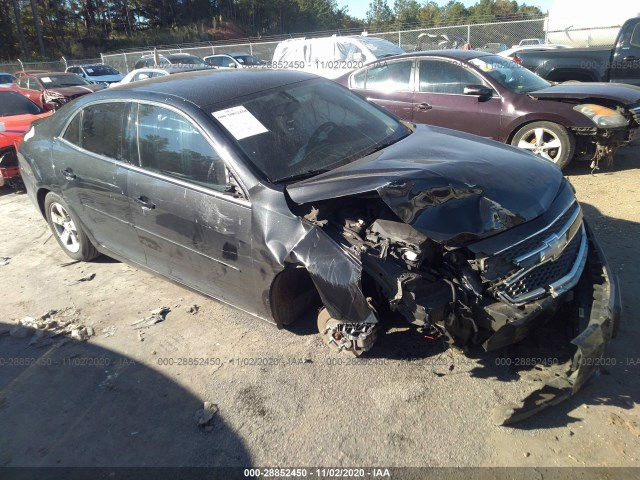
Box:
[493,223,620,425]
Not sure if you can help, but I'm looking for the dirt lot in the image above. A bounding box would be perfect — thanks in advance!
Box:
[0,145,639,472]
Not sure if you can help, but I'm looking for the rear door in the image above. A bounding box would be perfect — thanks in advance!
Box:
[413,58,503,139]
[53,101,145,263]
[348,59,414,120]
[127,102,255,304]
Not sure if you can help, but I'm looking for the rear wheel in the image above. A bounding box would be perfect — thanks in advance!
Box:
[44,192,99,261]
[511,121,575,169]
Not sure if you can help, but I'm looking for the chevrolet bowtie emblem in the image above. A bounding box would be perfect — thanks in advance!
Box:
[539,233,568,263]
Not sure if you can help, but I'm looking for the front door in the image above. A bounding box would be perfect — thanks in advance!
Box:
[127,103,254,304]
[609,21,640,86]
[413,58,503,139]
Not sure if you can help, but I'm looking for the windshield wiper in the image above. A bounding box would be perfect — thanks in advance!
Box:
[274,169,329,184]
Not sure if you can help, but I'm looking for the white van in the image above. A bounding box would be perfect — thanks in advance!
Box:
[271,35,405,79]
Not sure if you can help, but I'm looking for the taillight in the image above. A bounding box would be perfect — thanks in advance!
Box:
[513,56,523,65]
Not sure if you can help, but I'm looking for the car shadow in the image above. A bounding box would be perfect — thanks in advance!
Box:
[0,322,252,470]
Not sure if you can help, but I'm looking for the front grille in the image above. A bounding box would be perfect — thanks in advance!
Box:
[482,202,580,281]
[498,228,583,301]
[480,201,588,305]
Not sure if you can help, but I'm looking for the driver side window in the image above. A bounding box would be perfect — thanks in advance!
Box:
[136,104,228,191]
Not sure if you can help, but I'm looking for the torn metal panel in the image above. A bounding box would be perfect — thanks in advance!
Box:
[250,187,373,326]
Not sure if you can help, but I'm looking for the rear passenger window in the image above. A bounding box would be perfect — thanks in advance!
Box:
[63,112,81,145]
[136,104,227,190]
[631,24,640,47]
[364,61,412,91]
[80,103,131,162]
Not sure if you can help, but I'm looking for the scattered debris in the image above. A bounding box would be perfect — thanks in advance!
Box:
[101,326,117,337]
[0,257,10,266]
[8,307,94,346]
[131,307,170,329]
[138,331,145,342]
[195,401,219,433]
[99,372,119,390]
[64,273,96,286]
[186,304,200,315]
[58,260,80,267]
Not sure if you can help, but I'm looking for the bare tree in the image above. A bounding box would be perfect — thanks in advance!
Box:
[10,0,30,58]
[29,0,46,56]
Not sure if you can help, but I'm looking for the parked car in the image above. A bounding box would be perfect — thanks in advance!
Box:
[518,38,544,46]
[272,35,405,78]
[336,50,640,168]
[516,16,640,85]
[478,42,509,53]
[204,53,266,68]
[65,64,124,86]
[110,66,212,87]
[414,33,469,51]
[0,89,52,187]
[134,53,207,69]
[18,69,619,424]
[13,70,49,78]
[0,73,17,87]
[12,72,104,109]
[499,44,570,61]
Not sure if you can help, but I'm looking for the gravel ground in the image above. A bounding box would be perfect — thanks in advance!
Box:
[0,145,638,470]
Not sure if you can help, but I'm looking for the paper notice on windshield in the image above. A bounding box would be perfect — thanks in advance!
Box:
[41,77,52,83]
[86,68,94,73]
[212,106,268,140]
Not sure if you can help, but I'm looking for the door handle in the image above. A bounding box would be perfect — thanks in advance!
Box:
[417,102,432,111]
[134,196,156,210]
[623,55,637,62]
[62,168,76,180]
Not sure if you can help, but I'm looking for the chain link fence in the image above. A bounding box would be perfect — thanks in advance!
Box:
[0,57,104,73]
[101,17,547,73]
[4,16,618,75]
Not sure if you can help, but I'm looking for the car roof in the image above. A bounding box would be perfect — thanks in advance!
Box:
[379,50,495,61]
[33,72,76,77]
[110,69,318,108]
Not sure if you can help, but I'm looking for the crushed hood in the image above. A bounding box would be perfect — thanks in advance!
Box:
[529,83,640,105]
[286,125,564,246]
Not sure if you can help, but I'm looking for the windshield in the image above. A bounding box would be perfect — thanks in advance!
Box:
[38,74,92,87]
[0,91,42,116]
[469,55,550,93]
[233,55,265,65]
[357,37,405,58]
[84,65,120,76]
[211,80,410,183]
[165,55,206,66]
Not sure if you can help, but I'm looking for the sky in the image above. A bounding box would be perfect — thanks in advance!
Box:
[336,0,556,21]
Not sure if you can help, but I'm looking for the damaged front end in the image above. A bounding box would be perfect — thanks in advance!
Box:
[284,128,620,422]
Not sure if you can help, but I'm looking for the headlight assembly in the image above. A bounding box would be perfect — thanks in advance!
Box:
[574,104,629,128]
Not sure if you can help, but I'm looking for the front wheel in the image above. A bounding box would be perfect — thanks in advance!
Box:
[44,192,99,261]
[317,308,377,357]
[511,121,575,169]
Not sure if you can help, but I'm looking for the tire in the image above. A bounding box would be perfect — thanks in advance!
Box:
[511,121,575,169]
[44,192,99,261]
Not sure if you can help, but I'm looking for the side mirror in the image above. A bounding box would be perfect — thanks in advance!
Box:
[43,102,56,111]
[463,84,493,98]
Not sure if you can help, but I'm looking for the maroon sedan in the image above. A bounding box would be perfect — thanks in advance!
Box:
[12,72,104,110]
[336,50,640,168]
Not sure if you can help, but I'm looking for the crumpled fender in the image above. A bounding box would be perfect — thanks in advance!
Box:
[251,186,374,326]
